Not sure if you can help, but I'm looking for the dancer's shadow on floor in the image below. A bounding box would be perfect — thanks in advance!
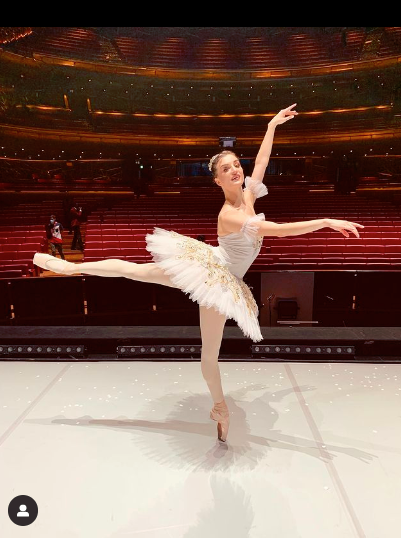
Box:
[26,383,377,471]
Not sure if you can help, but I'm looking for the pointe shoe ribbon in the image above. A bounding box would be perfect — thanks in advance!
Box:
[33,253,72,275]
[210,400,230,442]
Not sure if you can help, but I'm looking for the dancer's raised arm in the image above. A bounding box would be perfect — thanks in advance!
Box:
[251,103,298,183]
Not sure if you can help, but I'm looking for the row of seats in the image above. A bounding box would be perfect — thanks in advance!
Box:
[0,263,31,277]
[378,27,401,56]
[2,212,396,225]
[83,243,401,254]
[85,224,401,232]
[84,241,401,251]
[0,242,43,252]
[11,28,401,71]
[27,28,103,62]
[18,28,374,69]
[84,250,148,261]
[84,229,401,240]
[0,226,44,275]
[269,245,401,252]
[90,208,397,215]
[0,270,27,278]
[0,251,36,272]
[0,233,45,240]
[0,225,46,232]
[87,218,401,225]
[272,234,401,241]
[81,253,401,269]
[0,179,127,192]
[255,261,401,270]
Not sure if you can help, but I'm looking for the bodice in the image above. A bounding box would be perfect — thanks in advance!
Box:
[213,177,268,278]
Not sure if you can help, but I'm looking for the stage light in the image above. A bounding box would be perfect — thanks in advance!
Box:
[0,345,86,359]
[116,344,202,359]
[252,344,355,359]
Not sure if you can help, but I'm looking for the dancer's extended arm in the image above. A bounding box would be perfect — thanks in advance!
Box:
[251,104,298,184]
[220,211,364,239]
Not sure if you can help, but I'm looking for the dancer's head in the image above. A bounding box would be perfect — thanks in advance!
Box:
[208,151,244,191]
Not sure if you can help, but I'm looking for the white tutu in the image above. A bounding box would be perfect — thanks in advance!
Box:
[145,227,263,342]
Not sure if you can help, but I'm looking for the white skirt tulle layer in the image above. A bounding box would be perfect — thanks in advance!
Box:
[145,227,263,342]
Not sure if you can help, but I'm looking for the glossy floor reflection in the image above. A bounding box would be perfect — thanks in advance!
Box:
[1,360,400,537]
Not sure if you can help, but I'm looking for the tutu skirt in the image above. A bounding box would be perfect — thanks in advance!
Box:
[145,228,263,342]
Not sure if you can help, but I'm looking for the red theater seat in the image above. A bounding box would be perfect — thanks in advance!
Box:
[0,270,24,278]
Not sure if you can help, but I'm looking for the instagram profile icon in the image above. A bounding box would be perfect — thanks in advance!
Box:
[8,495,38,526]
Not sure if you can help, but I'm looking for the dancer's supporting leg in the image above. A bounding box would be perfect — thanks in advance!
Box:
[199,305,227,403]
[200,305,230,441]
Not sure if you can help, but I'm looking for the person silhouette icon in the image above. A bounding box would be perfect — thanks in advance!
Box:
[8,495,38,526]
[17,505,29,517]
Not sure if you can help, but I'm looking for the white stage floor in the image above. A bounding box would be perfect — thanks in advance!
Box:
[1,359,400,537]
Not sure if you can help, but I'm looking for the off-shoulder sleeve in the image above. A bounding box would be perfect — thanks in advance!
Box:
[240,214,265,244]
[244,176,268,199]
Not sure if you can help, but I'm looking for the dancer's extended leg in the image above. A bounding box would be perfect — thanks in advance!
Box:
[72,260,178,288]
[34,254,178,288]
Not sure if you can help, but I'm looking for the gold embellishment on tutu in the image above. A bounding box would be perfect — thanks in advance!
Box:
[171,231,258,316]
[255,236,263,249]
[237,279,258,316]
[247,234,263,250]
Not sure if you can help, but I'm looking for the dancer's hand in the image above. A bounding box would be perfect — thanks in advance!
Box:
[269,104,298,127]
[325,218,364,238]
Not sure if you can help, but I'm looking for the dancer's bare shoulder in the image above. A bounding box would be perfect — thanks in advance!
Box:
[217,198,257,236]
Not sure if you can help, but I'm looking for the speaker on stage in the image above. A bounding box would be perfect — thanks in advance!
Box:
[275,297,300,320]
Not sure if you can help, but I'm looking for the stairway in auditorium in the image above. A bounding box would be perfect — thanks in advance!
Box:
[40,224,86,277]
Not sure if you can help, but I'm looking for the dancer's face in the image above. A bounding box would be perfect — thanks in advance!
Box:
[213,154,244,189]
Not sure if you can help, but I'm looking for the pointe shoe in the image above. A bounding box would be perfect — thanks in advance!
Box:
[210,399,230,442]
[33,253,74,275]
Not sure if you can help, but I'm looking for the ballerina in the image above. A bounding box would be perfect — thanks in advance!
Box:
[33,104,364,442]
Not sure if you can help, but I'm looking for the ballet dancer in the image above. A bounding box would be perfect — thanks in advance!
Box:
[33,104,364,442]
